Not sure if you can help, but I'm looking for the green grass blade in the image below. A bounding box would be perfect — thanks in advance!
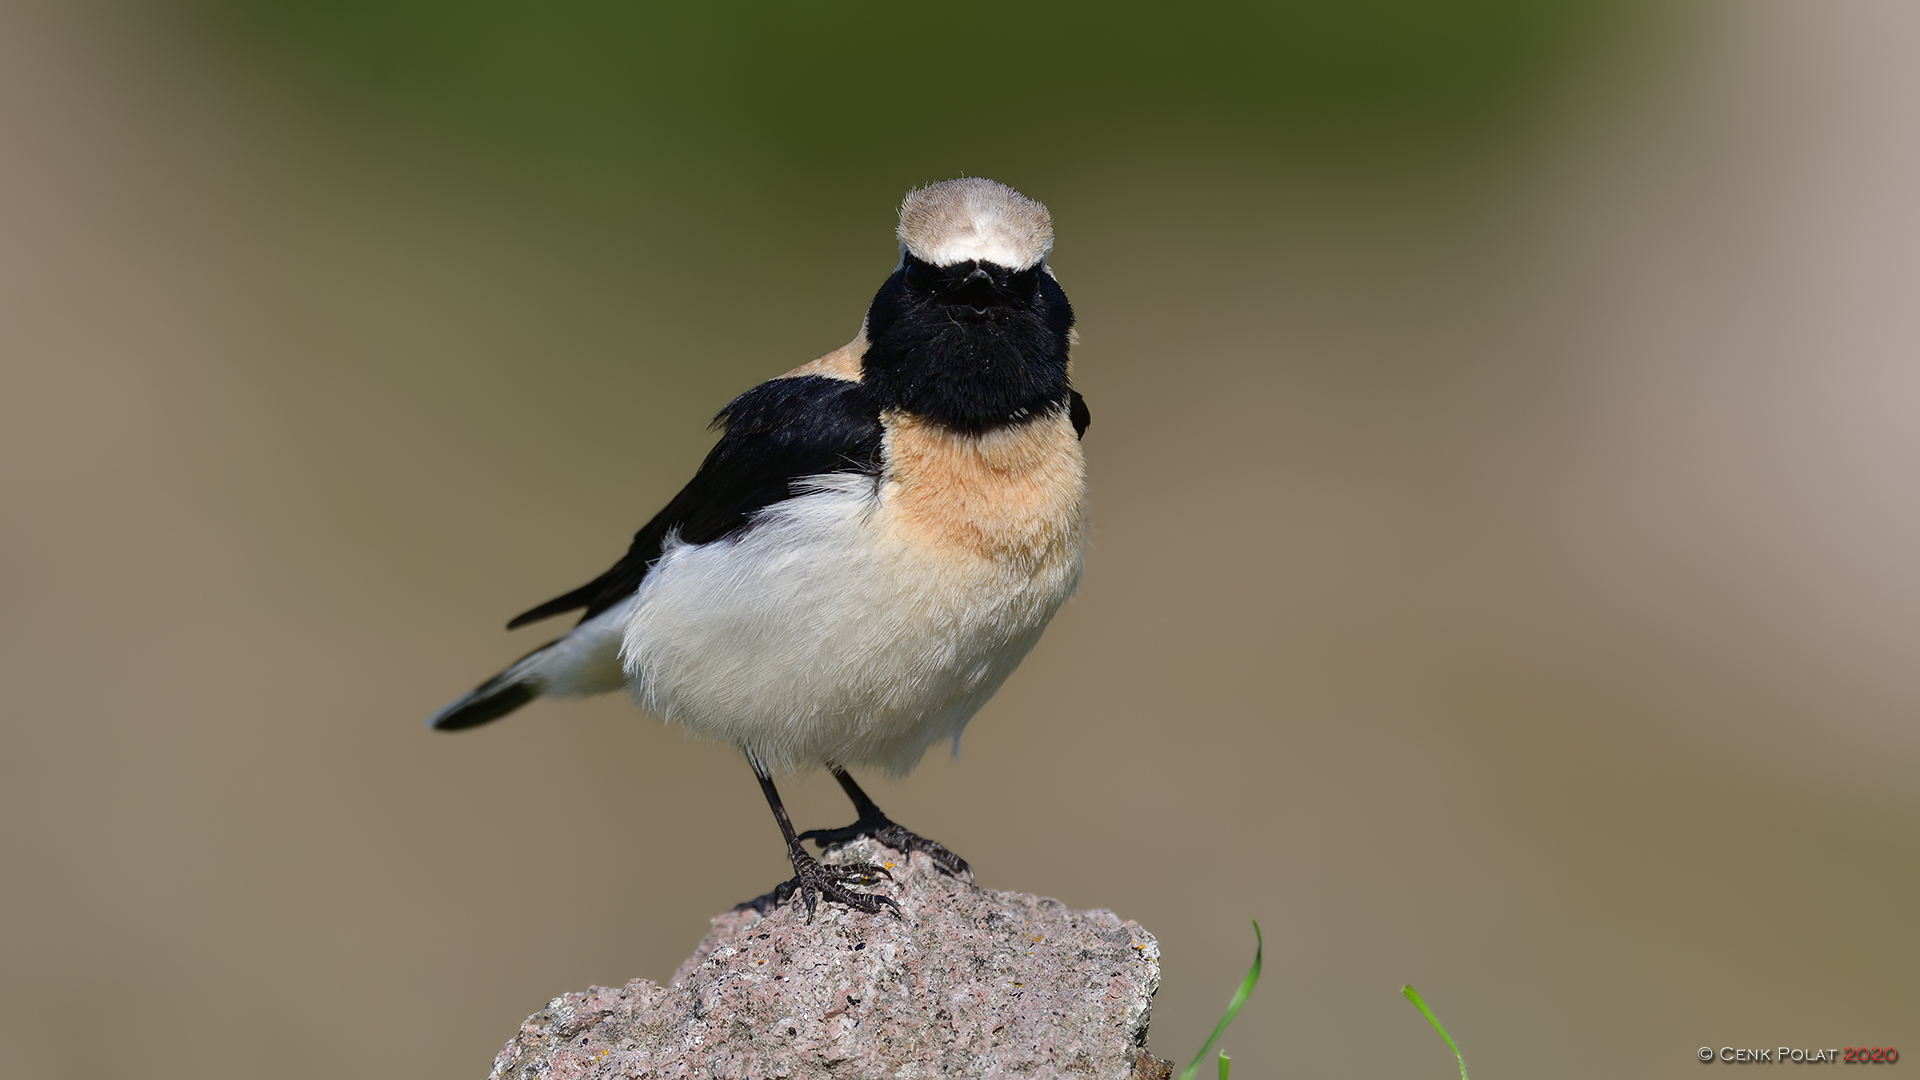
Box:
[1180,921,1263,1080]
[1218,1051,1231,1080]
[1401,985,1469,1080]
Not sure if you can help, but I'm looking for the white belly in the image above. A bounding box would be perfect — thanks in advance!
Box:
[619,472,1083,775]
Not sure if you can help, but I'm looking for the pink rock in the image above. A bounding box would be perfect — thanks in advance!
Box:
[489,838,1171,1080]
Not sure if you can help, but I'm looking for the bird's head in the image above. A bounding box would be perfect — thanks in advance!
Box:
[861,179,1075,432]
[895,177,1053,318]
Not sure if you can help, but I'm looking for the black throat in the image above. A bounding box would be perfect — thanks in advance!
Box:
[858,254,1076,434]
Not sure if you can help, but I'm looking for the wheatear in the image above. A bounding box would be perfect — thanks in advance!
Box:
[429,178,1088,917]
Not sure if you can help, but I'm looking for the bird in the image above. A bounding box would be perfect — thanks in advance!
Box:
[427,178,1089,918]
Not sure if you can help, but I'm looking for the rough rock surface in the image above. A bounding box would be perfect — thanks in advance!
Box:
[489,838,1170,1080]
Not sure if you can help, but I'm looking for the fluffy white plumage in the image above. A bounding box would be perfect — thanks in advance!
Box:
[496,464,1083,775]
[623,469,1083,776]
[507,594,636,699]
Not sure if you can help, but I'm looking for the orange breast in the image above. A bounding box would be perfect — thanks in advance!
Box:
[878,408,1086,570]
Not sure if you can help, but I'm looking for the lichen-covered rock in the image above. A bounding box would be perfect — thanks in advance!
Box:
[489,838,1170,1080]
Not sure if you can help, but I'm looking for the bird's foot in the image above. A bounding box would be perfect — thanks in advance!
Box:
[800,815,972,881]
[734,847,900,921]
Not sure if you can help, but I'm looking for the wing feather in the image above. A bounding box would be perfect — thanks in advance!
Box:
[507,375,883,629]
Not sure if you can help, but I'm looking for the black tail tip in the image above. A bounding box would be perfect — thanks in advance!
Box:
[427,681,538,731]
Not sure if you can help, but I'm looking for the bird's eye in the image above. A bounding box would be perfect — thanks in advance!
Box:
[902,262,925,290]
[1006,266,1040,297]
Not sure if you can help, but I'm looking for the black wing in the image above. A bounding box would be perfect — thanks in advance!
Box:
[506,376,883,629]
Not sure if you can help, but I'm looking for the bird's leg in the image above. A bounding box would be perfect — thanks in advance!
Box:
[799,767,973,881]
[734,754,899,920]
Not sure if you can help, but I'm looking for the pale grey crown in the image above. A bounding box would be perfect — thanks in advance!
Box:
[897,178,1054,271]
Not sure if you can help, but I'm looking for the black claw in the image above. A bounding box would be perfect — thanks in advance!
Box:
[737,850,900,920]
[797,823,864,846]
[794,850,901,920]
[802,814,973,882]
[826,860,895,885]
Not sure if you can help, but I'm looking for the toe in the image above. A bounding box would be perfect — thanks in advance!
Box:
[826,861,894,884]
[834,887,901,917]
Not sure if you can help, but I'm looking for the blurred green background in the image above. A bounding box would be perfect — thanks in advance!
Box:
[3,1,1916,1078]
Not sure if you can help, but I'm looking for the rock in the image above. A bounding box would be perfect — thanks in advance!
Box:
[489,837,1172,1080]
